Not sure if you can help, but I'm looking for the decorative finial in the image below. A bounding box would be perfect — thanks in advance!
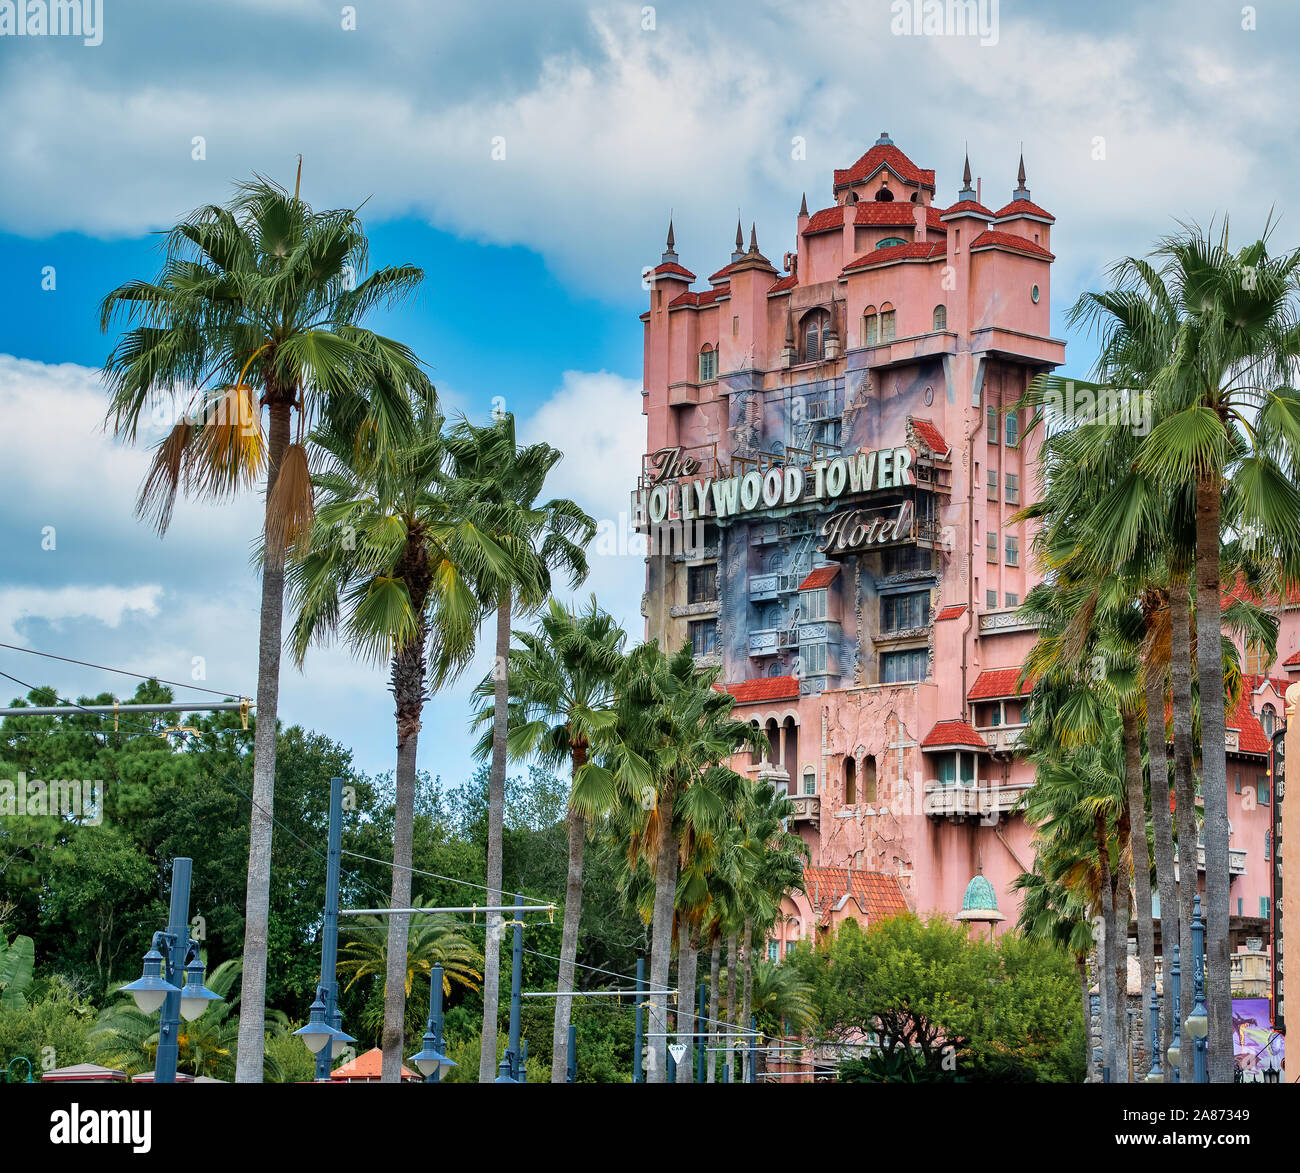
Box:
[959,146,976,201]
[666,217,675,250]
[732,215,745,262]
[661,216,678,263]
[799,191,808,217]
[1013,148,1031,202]
[784,302,795,346]
[874,130,894,146]
[749,222,758,254]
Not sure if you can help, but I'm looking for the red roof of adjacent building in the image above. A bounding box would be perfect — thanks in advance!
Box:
[670,284,730,307]
[1227,689,1271,757]
[802,200,950,238]
[1284,649,1300,668]
[909,417,951,458]
[651,261,696,280]
[843,240,946,272]
[921,719,990,751]
[330,1047,421,1082]
[969,229,1055,260]
[768,272,798,293]
[934,604,967,622]
[833,143,936,190]
[798,565,840,590]
[968,667,1034,700]
[941,199,995,219]
[803,866,911,922]
[721,675,801,704]
[993,199,1056,222]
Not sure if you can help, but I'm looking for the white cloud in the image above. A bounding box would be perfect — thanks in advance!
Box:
[0,583,162,644]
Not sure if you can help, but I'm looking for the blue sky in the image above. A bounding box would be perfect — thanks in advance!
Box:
[2,0,1298,781]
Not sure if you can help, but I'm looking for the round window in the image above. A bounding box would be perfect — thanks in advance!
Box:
[1031,284,1041,303]
[923,385,934,406]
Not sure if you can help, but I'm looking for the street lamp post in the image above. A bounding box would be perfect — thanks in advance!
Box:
[1166,945,1181,1083]
[633,957,645,1084]
[121,858,221,1083]
[566,1023,577,1084]
[1187,894,1210,1084]
[495,893,525,1083]
[409,963,455,1083]
[1146,981,1163,1082]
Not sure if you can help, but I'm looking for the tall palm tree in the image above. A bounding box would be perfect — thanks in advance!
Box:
[445,413,595,1082]
[613,640,764,1083]
[336,906,484,999]
[470,595,632,1082]
[287,408,498,1081]
[100,176,435,1081]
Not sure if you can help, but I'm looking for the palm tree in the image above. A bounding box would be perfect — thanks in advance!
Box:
[445,413,595,1082]
[470,595,631,1082]
[287,408,498,1081]
[336,906,484,1000]
[750,958,818,1037]
[100,176,435,1081]
[613,640,764,1083]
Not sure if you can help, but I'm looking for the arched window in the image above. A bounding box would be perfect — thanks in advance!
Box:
[879,302,896,342]
[803,766,816,796]
[698,344,717,383]
[874,187,894,202]
[876,236,907,249]
[862,756,878,803]
[862,306,879,346]
[933,304,947,331]
[844,756,857,805]
[1262,704,1277,738]
[801,309,831,363]
[768,662,784,678]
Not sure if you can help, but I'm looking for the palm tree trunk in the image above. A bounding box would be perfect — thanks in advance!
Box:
[675,923,698,1082]
[1113,804,1133,1080]
[1096,814,1119,1081]
[1146,661,1178,1059]
[741,916,754,1083]
[646,782,678,1083]
[1170,576,1199,1054]
[1193,474,1232,1081]
[1123,707,1155,1076]
[707,934,721,1083]
[725,930,739,1081]
[550,789,587,1083]
[478,591,512,1082]
[381,627,426,1083]
[235,397,291,1084]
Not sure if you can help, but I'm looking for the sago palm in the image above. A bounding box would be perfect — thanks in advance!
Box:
[100,175,435,1081]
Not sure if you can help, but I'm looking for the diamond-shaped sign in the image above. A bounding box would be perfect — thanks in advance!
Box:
[668,1043,687,1064]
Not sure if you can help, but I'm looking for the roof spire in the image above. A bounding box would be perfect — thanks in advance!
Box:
[784,301,795,347]
[661,215,678,263]
[731,214,745,262]
[749,222,758,254]
[958,145,976,201]
[799,191,808,218]
[874,130,894,146]
[1013,146,1031,201]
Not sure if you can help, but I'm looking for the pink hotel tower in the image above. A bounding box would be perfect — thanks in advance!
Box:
[634,134,1293,964]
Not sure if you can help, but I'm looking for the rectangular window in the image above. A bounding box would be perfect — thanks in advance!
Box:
[785,940,798,959]
[1237,898,1243,916]
[803,588,827,622]
[1005,473,1019,505]
[986,531,998,564]
[960,753,975,785]
[1262,896,1271,919]
[698,349,717,382]
[1266,829,1271,862]
[880,648,928,684]
[1235,771,1242,794]
[687,563,717,604]
[880,310,896,341]
[987,403,998,444]
[863,314,878,346]
[1005,535,1020,567]
[1005,411,1020,448]
[1004,592,1019,608]
[987,470,998,501]
[689,619,716,657]
[986,589,998,610]
[1258,772,1271,805]
[768,942,778,961]
[802,642,828,676]
[937,754,956,786]
[880,590,930,633]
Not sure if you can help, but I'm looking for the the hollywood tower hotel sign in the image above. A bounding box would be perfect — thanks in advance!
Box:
[634,133,1065,942]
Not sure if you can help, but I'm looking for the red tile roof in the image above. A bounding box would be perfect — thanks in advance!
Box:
[707,262,737,282]
[969,229,1055,260]
[968,667,1033,700]
[330,1047,421,1082]
[909,417,951,458]
[652,261,695,280]
[922,719,990,751]
[669,284,730,307]
[993,199,1056,222]
[833,144,936,190]
[1227,689,1271,757]
[768,273,798,293]
[941,199,995,219]
[1285,649,1300,668]
[798,565,840,590]
[934,604,967,622]
[721,675,800,704]
[803,866,910,922]
[1221,575,1300,608]
[843,240,946,272]
[802,200,949,237]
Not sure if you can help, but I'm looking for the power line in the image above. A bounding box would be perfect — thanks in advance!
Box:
[0,641,249,700]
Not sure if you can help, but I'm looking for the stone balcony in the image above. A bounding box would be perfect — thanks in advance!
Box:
[978,609,1038,636]
[977,723,1027,753]
[923,780,1033,819]
[749,626,800,656]
[749,572,804,602]
[1171,846,1248,879]
[788,793,820,825]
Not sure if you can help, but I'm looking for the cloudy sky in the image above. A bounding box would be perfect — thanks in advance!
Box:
[1,0,1296,781]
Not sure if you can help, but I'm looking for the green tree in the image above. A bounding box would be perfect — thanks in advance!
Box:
[100,175,436,1081]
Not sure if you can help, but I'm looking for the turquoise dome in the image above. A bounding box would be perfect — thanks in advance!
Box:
[961,873,998,913]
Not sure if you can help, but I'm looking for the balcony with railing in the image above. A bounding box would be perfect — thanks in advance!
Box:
[923,779,1033,818]
[976,723,1027,754]
[789,793,820,825]
[1171,845,1249,878]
